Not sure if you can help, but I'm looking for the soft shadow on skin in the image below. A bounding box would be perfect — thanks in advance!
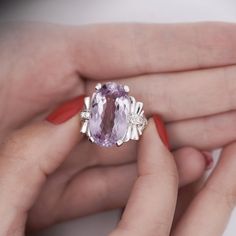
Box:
[0,0,31,20]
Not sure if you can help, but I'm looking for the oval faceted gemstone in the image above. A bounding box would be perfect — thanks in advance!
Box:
[89,82,130,147]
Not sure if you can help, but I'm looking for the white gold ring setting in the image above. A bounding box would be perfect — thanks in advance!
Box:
[80,82,148,147]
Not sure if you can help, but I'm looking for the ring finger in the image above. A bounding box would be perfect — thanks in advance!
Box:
[87,65,236,122]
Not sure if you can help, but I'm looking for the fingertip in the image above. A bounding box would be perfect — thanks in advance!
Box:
[152,114,170,149]
[174,147,208,187]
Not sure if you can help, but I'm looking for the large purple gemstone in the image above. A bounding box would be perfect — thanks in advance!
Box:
[89,82,130,147]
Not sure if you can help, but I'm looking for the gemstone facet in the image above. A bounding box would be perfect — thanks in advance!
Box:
[88,82,130,147]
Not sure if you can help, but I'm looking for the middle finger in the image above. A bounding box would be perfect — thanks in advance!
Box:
[87,65,236,121]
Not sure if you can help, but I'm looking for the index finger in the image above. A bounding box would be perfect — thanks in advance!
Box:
[110,118,178,236]
[70,22,236,79]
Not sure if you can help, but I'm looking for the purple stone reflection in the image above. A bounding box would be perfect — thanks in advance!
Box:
[89,82,130,147]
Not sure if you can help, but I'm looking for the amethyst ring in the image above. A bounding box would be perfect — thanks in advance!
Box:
[80,82,148,147]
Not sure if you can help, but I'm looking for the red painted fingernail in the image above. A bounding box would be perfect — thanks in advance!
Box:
[202,151,214,170]
[46,95,85,125]
[153,114,170,149]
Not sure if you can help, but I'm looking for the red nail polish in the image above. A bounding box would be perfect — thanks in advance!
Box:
[46,95,85,125]
[153,114,170,149]
[202,151,214,170]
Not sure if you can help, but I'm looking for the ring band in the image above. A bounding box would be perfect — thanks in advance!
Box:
[80,82,148,147]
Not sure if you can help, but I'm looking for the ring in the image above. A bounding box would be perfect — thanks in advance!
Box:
[80,82,148,147]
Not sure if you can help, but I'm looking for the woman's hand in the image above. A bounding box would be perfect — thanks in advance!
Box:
[2,22,236,149]
[0,22,236,233]
[0,100,205,234]
[111,119,236,236]
[1,115,236,236]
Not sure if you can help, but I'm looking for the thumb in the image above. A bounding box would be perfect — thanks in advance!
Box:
[0,96,84,235]
[110,117,178,236]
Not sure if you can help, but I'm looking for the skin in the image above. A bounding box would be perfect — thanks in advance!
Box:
[111,120,236,236]
[0,22,236,235]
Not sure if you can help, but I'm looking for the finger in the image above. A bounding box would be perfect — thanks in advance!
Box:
[64,116,210,181]
[71,22,236,79]
[73,108,236,173]
[174,148,211,187]
[94,146,209,186]
[4,22,236,135]
[28,146,208,229]
[68,110,230,170]
[87,64,236,121]
[173,178,205,227]
[28,163,137,230]
[173,143,236,236]
[0,98,84,234]
[168,110,236,150]
[110,118,178,236]
[70,111,233,171]
[0,24,85,134]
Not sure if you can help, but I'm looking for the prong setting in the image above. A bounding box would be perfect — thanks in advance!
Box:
[124,85,130,93]
[84,96,91,110]
[89,136,95,143]
[135,102,143,115]
[116,140,124,147]
[95,83,102,90]
[80,119,89,134]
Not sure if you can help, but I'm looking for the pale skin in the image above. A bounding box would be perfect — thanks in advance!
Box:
[0,22,236,235]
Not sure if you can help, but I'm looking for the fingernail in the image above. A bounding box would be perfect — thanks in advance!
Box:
[202,151,214,170]
[153,114,170,149]
[46,95,85,125]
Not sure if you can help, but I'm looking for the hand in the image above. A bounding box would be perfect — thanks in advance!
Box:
[111,119,236,236]
[0,22,235,233]
[2,22,236,150]
[0,100,205,235]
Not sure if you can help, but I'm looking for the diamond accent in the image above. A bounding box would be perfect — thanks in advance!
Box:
[128,114,145,125]
[80,111,90,120]
[129,114,147,130]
